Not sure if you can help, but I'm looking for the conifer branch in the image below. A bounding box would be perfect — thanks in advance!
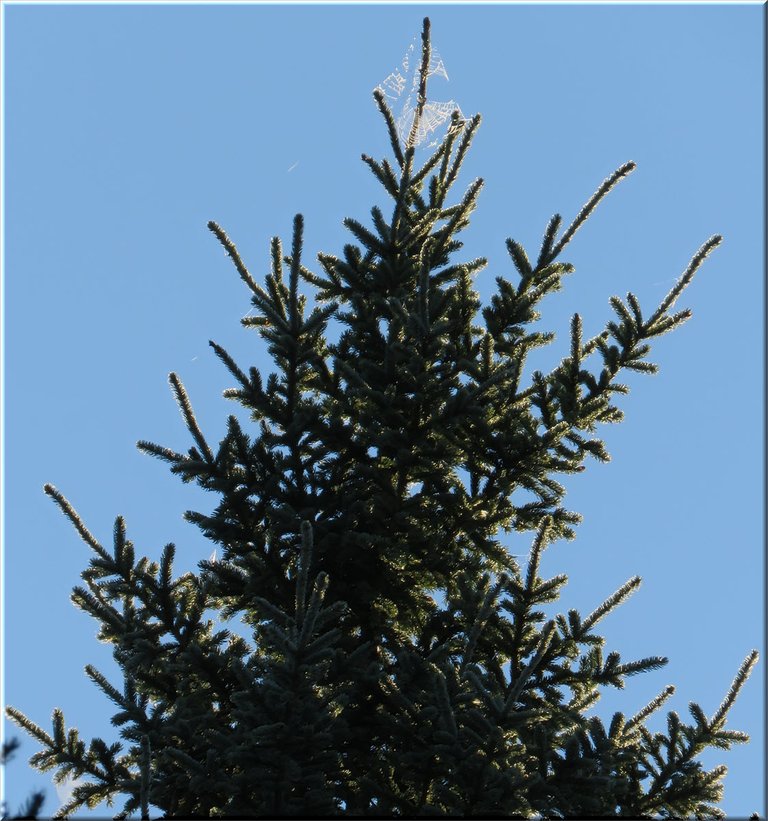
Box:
[43,484,112,563]
[5,706,56,748]
[645,235,722,330]
[406,17,432,151]
[209,339,251,390]
[268,237,288,315]
[525,515,553,593]
[613,655,668,678]
[135,440,187,465]
[709,649,759,729]
[84,665,126,709]
[288,214,304,332]
[569,312,583,373]
[411,132,453,194]
[506,238,533,280]
[443,114,481,194]
[548,161,636,263]
[372,88,405,168]
[582,576,642,634]
[168,372,214,463]
[537,215,562,268]
[361,153,401,198]
[208,220,267,299]
[625,684,675,730]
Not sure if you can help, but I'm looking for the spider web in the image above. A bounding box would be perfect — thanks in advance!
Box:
[376,34,464,149]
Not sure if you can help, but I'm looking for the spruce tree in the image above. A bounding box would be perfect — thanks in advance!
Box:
[7,18,758,819]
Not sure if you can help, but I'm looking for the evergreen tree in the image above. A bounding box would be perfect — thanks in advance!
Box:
[7,18,758,819]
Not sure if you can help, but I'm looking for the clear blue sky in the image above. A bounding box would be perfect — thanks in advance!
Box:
[2,2,764,817]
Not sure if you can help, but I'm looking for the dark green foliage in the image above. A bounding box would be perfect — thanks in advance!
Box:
[7,18,758,819]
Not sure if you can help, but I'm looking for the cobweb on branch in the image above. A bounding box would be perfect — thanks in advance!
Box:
[376,34,464,149]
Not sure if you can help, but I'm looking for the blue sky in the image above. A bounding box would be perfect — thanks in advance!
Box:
[2,2,764,817]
